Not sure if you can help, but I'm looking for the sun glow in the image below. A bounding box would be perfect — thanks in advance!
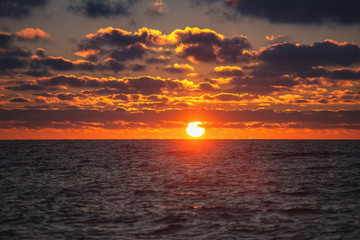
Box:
[186,122,205,137]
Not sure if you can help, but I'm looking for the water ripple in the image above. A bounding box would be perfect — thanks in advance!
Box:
[1,140,359,239]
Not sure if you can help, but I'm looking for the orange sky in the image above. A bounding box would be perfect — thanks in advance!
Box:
[0,0,359,139]
[1,127,359,140]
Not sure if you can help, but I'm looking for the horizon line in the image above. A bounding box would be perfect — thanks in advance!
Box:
[0,138,359,141]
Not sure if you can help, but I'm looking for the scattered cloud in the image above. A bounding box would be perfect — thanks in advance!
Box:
[147,0,168,15]
[15,28,52,41]
[75,49,101,59]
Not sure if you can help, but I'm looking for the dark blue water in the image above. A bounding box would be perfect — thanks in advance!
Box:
[1,140,359,239]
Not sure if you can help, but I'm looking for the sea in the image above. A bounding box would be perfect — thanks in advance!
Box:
[1,140,359,239]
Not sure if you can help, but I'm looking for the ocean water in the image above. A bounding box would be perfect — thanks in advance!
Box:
[1,140,359,239]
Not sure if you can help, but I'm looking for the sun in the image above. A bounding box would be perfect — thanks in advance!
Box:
[186,122,205,138]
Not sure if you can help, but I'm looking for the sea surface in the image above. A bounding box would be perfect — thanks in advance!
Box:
[1,140,359,239]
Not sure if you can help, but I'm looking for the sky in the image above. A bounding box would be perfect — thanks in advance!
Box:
[0,0,360,139]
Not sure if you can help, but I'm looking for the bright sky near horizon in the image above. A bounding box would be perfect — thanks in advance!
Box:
[1,0,360,139]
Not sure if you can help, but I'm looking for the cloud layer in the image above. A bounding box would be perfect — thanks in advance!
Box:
[1,24,360,138]
[194,0,360,24]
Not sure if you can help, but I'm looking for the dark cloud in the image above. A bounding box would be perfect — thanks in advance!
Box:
[108,44,147,61]
[179,43,217,62]
[1,48,31,57]
[0,0,48,19]
[5,84,45,91]
[82,88,127,96]
[217,37,252,62]
[340,93,360,102]
[38,75,87,87]
[173,28,251,63]
[175,29,224,45]
[241,76,298,88]
[146,56,170,64]
[24,105,49,109]
[9,97,29,103]
[131,64,146,72]
[0,32,13,48]
[33,93,54,98]
[260,40,360,67]
[56,93,78,101]
[0,56,28,72]
[240,40,360,88]
[0,33,38,74]
[147,95,168,102]
[100,79,130,92]
[78,27,164,50]
[213,65,297,94]
[69,0,130,18]
[230,85,280,95]
[33,56,74,71]
[32,56,99,72]
[298,68,360,81]
[102,58,126,72]
[113,94,129,101]
[25,69,52,77]
[25,60,52,77]
[35,48,46,57]
[76,60,96,71]
[34,75,186,95]
[0,108,358,130]
[317,99,328,104]
[294,99,309,104]
[327,69,360,80]
[195,0,360,25]
[198,82,218,92]
[230,74,298,94]
[80,27,251,64]
[128,77,166,95]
